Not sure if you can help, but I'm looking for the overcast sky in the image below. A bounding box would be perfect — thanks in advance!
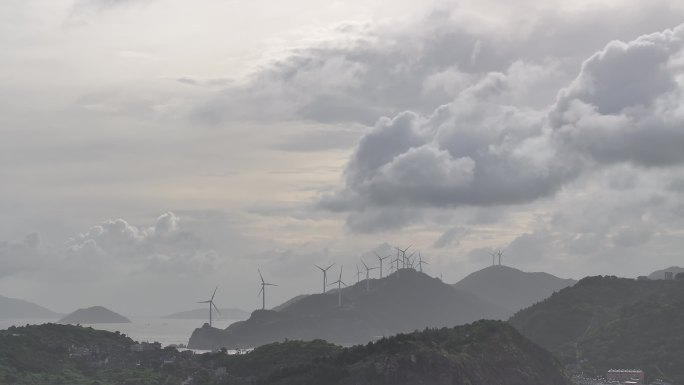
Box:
[2,0,684,316]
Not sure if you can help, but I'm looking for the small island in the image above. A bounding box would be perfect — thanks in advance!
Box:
[59,306,131,324]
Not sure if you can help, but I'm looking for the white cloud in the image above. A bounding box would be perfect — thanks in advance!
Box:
[321,24,684,233]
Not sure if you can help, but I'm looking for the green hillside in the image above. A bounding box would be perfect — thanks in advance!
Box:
[0,321,570,385]
[213,320,570,385]
[509,276,684,384]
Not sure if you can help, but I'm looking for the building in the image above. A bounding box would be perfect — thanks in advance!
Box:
[607,369,645,385]
[664,271,674,280]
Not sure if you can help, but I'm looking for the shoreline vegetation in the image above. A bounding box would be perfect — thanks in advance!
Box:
[0,320,570,385]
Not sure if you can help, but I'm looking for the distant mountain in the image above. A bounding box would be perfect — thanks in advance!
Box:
[509,276,684,384]
[453,265,576,316]
[648,266,684,280]
[162,307,249,320]
[189,269,509,350]
[0,295,62,319]
[215,320,571,385]
[272,294,309,312]
[59,306,130,324]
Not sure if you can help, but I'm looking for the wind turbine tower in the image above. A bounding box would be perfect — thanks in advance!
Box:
[328,265,347,307]
[490,249,503,266]
[417,253,429,273]
[395,245,412,269]
[197,286,221,327]
[361,259,378,292]
[258,269,277,310]
[374,252,390,278]
[407,251,416,269]
[355,264,362,283]
[315,263,335,293]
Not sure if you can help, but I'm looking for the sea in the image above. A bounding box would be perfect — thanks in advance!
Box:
[0,317,241,348]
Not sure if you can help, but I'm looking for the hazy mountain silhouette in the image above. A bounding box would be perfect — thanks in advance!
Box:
[162,307,249,320]
[0,294,62,319]
[453,265,576,316]
[272,294,309,311]
[59,306,130,324]
[509,276,684,383]
[188,269,509,349]
[648,266,684,279]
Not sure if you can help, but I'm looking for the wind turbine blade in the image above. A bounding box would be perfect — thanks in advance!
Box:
[211,286,218,301]
[341,282,347,287]
[266,283,278,286]
[258,286,263,296]
[212,302,221,316]
[326,262,335,270]
[197,301,210,304]
[361,260,368,269]
[314,264,324,271]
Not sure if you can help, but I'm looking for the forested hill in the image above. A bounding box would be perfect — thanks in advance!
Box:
[212,320,571,385]
[0,321,571,385]
[189,269,509,349]
[509,275,684,384]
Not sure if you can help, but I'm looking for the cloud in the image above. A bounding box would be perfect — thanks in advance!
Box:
[320,23,684,231]
[0,233,43,278]
[64,212,207,273]
[319,69,577,218]
[433,226,468,248]
[192,2,684,129]
[551,25,684,166]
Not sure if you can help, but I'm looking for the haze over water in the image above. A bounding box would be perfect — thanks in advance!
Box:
[0,318,240,347]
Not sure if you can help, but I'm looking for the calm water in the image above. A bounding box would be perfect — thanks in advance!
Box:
[0,317,240,347]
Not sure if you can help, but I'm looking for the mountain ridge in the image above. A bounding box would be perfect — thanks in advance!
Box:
[59,306,131,324]
[189,269,509,349]
[509,275,684,384]
[452,265,577,316]
[162,307,249,320]
[0,295,62,319]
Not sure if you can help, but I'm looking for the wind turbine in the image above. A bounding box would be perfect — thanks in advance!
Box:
[314,263,335,293]
[406,251,416,269]
[395,245,412,269]
[417,253,429,273]
[355,264,362,283]
[328,265,347,307]
[258,269,277,310]
[361,259,378,292]
[490,249,503,266]
[374,252,390,278]
[197,286,221,327]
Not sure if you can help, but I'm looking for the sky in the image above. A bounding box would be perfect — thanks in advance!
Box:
[2,0,684,316]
